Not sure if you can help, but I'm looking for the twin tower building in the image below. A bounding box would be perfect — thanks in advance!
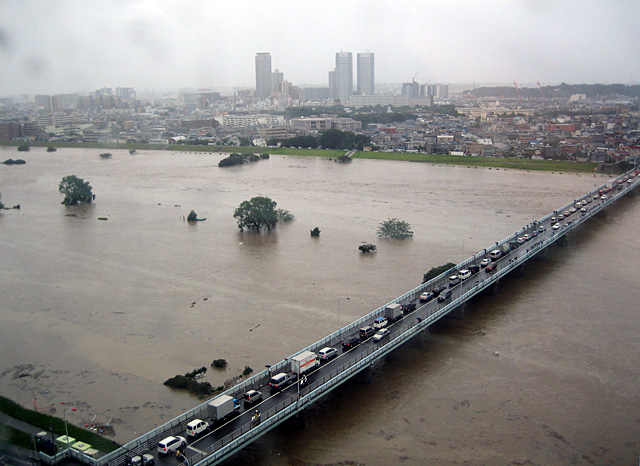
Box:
[255,52,374,102]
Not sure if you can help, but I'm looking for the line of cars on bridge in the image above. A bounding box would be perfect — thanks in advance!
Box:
[416,223,550,307]
[341,302,406,350]
[415,170,639,306]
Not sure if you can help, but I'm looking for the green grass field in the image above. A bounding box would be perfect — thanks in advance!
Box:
[351,151,598,172]
[0,396,120,452]
[0,422,34,450]
[1,141,599,173]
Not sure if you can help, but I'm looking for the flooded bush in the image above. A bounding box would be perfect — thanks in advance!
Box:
[422,262,456,283]
[359,243,377,253]
[185,367,207,378]
[212,359,228,368]
[3,159,27,165]
[277,209,295,222]
[164,369,215,397]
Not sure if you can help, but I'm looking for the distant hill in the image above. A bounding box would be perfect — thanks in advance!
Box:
[465,83,640,99]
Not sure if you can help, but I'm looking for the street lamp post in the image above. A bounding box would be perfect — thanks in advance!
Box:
[337,297,350,329]
[62,404,76,450]
[296,371,300,413]
[462,237,472,262]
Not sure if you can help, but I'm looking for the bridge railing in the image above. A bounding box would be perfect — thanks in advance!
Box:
[185,345,380,466]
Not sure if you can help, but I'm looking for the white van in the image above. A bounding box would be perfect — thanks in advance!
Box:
[186,419,209,438]
[458,269,471,281]
[157,436,186,455]
[489,249,502,261]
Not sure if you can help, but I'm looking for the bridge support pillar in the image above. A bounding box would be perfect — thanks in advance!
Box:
[596,210,608,218]
[512,263,525,277]
[532,247,547,260]
[284,408,306,430]
[482,281,499,296]
[407,328,430,348]
[555,236,568,248]
[294,408,306,429]
[448,303,465,319]
[354,366,373,384]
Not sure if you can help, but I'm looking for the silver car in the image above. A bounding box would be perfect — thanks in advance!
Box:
[373,328,390,343]
[131,454,155,466]
[318,347,338,361]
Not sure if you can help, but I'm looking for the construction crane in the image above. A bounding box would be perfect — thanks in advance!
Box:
[513,81,522,100]
[537,81,545,101]
[412,72,418,84]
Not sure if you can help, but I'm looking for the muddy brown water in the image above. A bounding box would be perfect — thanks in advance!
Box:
[1,146,638,465]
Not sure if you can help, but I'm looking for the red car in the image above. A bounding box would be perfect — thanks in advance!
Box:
[485,262,498,272]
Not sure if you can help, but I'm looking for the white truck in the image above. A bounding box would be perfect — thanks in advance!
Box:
[384,303,402,323]
[208,395,240,422]
[291,351,319,375]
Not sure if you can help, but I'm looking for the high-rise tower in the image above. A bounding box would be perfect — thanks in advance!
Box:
[357,52,375,95]
[255,53,272,99]
[272,69,284,95]
[335,52,353,102]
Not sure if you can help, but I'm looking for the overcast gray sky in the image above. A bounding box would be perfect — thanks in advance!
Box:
[1,0,639,96]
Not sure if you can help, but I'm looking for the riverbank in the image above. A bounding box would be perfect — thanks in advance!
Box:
[0,396,120,452]
[0,141,599,173]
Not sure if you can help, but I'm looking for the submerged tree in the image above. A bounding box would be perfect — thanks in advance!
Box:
[310,227,321,237]
[218,153,245,167]
[187,210,198,222]
[277,209,295,222]
[377,218,413,239]
[233,196,279,232]
[58,175,93,205]
[422,262,456,283]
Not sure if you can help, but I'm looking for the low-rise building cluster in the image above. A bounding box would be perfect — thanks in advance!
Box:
[1,86,639,168]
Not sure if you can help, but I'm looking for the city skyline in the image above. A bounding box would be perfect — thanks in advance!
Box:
[1,0,639,96]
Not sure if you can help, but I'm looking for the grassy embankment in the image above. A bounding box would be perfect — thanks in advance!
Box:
[0,423,33,450]
[352,151,599,173]
[0,396,120,453]
[1,140,599,173]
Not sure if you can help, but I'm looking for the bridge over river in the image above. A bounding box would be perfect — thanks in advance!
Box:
[40,168,640,466]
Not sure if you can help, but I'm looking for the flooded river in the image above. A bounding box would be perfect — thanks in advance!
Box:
[1,146,638,465]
